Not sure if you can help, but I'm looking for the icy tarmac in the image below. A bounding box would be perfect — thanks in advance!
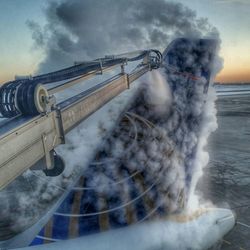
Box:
[198,90,250,249]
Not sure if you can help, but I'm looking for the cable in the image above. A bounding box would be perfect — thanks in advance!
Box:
[72,171,140,191]
[30,171,67,192]
[35,235,61,242]
[54,180,158,218]
[125,112,155,128]
[73,111,158,192]
[232,204,250,209]
[122,113,138,152]
[87,112,139,165]
[137,204,160,223]
[237,221,250,229]
[54,149,174,218]
[54,119,166,217]
[222,239,247,250]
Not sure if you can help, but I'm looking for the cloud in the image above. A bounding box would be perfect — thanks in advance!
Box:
[27,0,219,74]
[215,0,250,4]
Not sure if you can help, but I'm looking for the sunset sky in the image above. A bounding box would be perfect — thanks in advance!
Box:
[0,0,250,84]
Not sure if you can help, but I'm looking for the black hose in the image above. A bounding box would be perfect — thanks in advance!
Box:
[0,49,162,118]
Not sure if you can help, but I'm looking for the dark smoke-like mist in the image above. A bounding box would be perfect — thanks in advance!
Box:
[27,0,219,73]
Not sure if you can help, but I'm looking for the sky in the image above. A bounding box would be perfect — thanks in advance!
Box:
[0,0,249,83]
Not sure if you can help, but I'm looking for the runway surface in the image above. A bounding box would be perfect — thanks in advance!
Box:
[198,92,250,249]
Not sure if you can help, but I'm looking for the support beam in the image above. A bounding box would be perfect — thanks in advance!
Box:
[0,66,150,190]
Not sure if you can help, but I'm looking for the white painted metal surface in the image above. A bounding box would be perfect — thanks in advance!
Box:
[0,66,150,190]
[17,208,235,250]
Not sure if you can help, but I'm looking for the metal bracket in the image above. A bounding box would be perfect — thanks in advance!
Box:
[121,64,125,74]
[97,59,103,75]
[126,74,130,89]
[55,108,65,144]
[42,134,53,169]
[45,95,57,113]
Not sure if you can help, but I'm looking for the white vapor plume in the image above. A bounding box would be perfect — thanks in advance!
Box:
[0,0,224,245]
[188,85,218,210]
[74,40,223,229]
[27,0,219,73]
[144,70,172,117]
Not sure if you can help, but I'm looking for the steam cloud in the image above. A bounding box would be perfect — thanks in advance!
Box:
[27,0,219,73]
[0,0,223,245]
[77,41,221,229]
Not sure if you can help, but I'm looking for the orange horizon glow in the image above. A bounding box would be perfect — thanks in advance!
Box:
[216,70,250,83]
[215,43,250,83]
[0,64,38,85]
[1,69,250,85]
[1,46,250,85]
